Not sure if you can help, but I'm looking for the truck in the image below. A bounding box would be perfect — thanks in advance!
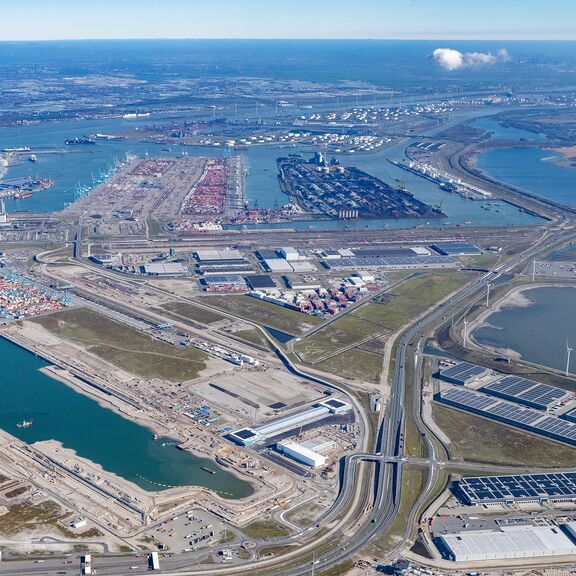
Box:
[148,552,160,571]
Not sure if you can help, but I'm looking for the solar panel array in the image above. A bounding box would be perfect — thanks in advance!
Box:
[437,387,576,447]
[430,242,481,255]
[439,362,489,385]
[458,472,576,504]
[562,408,576,423]
[324,255,454,269]
[481,375,570,410]
[533,417,576,443]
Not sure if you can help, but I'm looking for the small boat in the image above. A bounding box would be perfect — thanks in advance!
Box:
[153,434,159,440]
[201,466,216,475]
[16,420,32,428]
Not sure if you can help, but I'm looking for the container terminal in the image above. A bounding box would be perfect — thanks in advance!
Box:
[277,152,446,220]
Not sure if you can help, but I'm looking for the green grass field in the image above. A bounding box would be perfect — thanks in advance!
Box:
[241,520,290,539]
[316,347,383,384]
[295,315,389,363]
[353,271,472,331]
[234,328,269,348]
[295,271,472,372]
[159,301,226,325]
[32,308,209,382]
[201,295,321,335]
[433,404,576,467]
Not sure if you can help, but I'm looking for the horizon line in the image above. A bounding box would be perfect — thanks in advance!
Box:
[0,36,575,43]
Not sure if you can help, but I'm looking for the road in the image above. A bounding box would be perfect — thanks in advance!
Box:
[3,223,574,575]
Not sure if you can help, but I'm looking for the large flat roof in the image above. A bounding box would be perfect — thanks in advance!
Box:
[457,472,576,505]
[481,375,571,411]
[439,525,576,561]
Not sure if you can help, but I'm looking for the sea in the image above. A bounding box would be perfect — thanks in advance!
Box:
[474,286,576,374]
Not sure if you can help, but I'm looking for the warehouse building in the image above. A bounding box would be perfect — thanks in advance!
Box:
[285,276,321,290]
[436,525,576,562]
[194,249,245,265]
[228,400,351,446]
[436,386,576,446]
[256,249,280,261]
[246,275,276,290]
[480,375,571,411]
[430,242,481,256]
[262,258,293,273]
[437,362,491,386]
[456,472,576,506]
[141,262,185,276]
[90,253,121,266]
[276,441,326,468]
[279,247,300,261]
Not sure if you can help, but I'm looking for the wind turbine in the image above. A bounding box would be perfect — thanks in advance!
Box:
[566,339,573,377]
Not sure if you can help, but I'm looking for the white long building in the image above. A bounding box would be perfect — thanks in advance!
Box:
[277,441,326,467]
[438,525,576,562]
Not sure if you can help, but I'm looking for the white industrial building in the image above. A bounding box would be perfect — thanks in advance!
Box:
[289,260,316,273]
[279,247,300,261]
[263,258,293,273]
[142,262,185,276]
[355,271,375,282]
[277,440,326,467]
[438,525,576,562]
[229,399,351,446]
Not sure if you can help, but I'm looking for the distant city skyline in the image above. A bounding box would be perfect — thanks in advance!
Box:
[0,0,574,41]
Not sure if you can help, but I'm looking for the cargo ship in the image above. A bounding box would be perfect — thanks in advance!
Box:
[16,419,32,428]
[65,136,96,145]
[14,191,33,199]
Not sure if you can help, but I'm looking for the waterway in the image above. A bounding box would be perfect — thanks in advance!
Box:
[0,337,253,497]
[476,147,576,207]
[472,115,576,208]
[0,112,543,229]
[473,286,576,374]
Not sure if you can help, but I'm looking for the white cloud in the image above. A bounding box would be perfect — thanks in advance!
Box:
[433,47,511,70]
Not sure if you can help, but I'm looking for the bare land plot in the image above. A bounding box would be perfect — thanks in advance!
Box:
[31,308,209,382]
[159,301,227,325]
[201,295,322,335]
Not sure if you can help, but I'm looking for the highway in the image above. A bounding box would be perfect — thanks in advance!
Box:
[3,223,574,576]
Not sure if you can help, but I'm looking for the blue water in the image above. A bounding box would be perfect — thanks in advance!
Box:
[472,116,546,143]
[474,286,576,375]
[0,338,252,497]
[476,147,576,207]
[0,114,544,228]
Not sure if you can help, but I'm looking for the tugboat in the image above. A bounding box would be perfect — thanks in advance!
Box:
[16,419,32,428]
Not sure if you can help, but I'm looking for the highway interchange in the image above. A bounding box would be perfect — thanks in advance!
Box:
[2,210,575,576]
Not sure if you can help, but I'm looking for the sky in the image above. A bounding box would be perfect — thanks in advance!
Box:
[0,0,574,41]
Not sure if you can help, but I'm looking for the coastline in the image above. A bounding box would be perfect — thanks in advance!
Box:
[469,283,575,364]
[0,329,261,502]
